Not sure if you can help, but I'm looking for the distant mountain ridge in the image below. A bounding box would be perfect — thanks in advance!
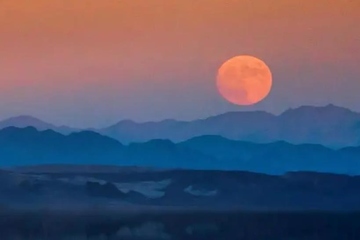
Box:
[99,104,360,147]
[0,115,77,134]
[2,104,360,147]
[1,127,360,175]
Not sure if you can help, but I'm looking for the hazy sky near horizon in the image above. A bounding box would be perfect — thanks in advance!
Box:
[0,0,359,127]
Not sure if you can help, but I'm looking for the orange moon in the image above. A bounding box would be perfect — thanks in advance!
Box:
[216,55,272,105]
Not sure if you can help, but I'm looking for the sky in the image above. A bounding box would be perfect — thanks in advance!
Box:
[0,0,359,128]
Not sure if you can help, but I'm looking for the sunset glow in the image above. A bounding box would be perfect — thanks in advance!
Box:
[0,0,359,127]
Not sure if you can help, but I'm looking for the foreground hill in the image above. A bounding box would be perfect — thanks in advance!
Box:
[2,166,360,211]
[1,127,360,174]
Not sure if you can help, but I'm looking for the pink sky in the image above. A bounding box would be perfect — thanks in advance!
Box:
[0,0,359,127]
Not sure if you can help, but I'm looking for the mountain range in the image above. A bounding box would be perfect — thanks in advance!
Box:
[1,127,360,174]
[1,104,360,147]
[0,115,77,134]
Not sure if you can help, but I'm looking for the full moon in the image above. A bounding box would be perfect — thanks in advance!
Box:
[216,55,272,105]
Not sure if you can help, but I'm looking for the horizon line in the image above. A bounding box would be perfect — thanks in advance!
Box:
[0,103,355,129]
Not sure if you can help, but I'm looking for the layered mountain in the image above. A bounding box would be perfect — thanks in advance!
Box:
[0,115,76,134]
[179,135,345,174]
[99,104,360,147]
[99,111,276,144]
[0,127,124,166]
[0,127,213,170]
[1,127,360,174]
[2,105,360,147]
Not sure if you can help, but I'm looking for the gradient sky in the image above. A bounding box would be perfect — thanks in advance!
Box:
[0,0,359,127]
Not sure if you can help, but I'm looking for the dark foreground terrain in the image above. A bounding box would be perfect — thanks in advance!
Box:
[2,166,360,210]
[2,166,360,239]
[1,210,360,240]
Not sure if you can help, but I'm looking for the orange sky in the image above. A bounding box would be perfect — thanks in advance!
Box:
[0,0,359,127]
